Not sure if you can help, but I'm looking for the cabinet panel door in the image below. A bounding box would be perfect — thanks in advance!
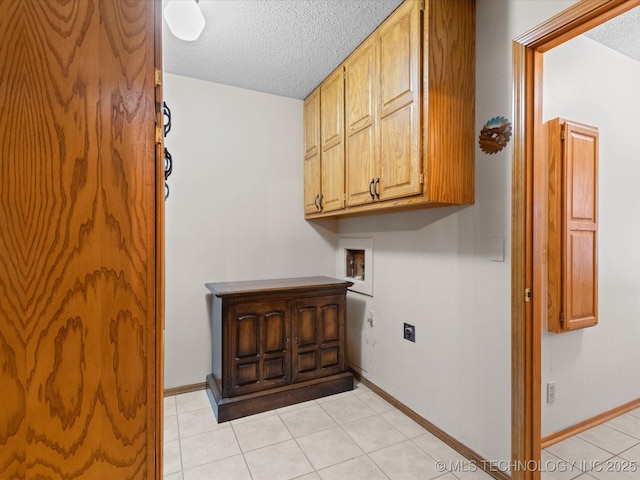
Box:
[227,301,290,396]
[547,119,598,332]
[320,69,345,212]
[562,122,598,331]
[304,90,321,214]
[345,37,377,206]
[377,0,422,201]
[292,295,345,383]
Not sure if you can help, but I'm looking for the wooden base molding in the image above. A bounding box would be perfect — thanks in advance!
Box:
[352,372,510,480]
[207,372,353,423]
[164,382,208,397]
[541,397,640,449]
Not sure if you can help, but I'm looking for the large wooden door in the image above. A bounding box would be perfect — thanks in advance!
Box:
[0,1,163,478]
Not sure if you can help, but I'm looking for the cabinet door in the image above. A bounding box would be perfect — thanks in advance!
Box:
[547,118,599,332]
[345,37,378,207]
[304,89,321,214]
[320,68,345,212]
[292,295,346,382]
[377,0,422,201]
[227,301,290,396]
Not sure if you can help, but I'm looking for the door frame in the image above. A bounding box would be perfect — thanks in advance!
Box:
[510,1,640,479]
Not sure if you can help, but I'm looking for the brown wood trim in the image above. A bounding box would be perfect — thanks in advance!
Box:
[514,0,639,51]
[512,37,539,480]
[208,372,354,423]
[351,372,509,480]
[154,0,165,477]
[164,382,208,397]
[541,398,640,449]
[512,3,640,480]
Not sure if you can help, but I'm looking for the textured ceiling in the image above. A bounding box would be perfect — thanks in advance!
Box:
[162,0,403,100]
[584,6,640,64]
[162,1,639,101]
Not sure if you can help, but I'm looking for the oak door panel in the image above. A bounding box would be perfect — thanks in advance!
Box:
[562,122,598,330]
[0,0,160,478]
[547,118,598,332]
[304,90,321,214]
[377,0,422,201]
[320,69,345,212]
[345,37,377,206]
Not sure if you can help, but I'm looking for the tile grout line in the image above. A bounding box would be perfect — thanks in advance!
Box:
[229,421,255,480]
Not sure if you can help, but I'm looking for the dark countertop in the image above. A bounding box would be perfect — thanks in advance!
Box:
[205,276,353,297]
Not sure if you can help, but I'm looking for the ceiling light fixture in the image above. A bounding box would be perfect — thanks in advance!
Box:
[163,0,205,42]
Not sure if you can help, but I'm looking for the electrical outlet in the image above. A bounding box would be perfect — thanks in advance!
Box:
[403,323,415,342]
[547,382,556,403]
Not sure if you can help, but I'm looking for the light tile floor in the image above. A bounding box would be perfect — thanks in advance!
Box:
[163,381,495,480]
[542,407,640,480]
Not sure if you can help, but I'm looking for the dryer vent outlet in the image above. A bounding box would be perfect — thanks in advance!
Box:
[403,323,415,342]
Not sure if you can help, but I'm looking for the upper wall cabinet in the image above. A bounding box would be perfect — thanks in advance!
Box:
[345,1,421,208]
[305,68,346,214]
[304,0,475,219]
[547,118,599,333]
[303,89,321,215]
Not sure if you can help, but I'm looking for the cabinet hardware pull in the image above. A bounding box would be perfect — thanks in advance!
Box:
[369,179,375,199]
[314,194,320,210]
[374,178,380,199]
[319,194,324,211]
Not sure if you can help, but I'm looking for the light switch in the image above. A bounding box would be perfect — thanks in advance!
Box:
[491,237,505,262]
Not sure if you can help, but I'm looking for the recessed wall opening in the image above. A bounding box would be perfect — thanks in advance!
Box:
[345,249,365,280]
[337,238,373,296]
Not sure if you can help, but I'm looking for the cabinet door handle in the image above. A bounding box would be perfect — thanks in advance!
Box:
[374,178,380,199]
[319,194,324,211]
[369,179,375,200]
[314,194,320,211]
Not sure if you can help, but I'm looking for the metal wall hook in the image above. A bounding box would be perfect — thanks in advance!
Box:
[163,101,173,199]
[164,147,173,180]
[163,101,171,137]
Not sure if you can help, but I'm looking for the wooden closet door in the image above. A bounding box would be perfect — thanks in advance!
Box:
[0,1,162,478]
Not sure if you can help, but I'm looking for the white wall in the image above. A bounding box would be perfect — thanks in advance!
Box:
[161,0,581,463]
[338,0,578,464]
[163,74,337,389]
[541,36,640,436]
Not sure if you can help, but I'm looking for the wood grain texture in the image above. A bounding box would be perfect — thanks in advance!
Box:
[0,0,160,478]
[547,119,599,332]
[345,36,377,207]
[319,67,345,213]
[378,0,422,202]
[303,90,321,214]
[424,0,475,204]
[206,278,352,422]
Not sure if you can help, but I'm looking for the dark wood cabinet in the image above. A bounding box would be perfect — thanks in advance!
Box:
[292,295,346,382]
[206,277,353,422]
[228,300,291,396]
